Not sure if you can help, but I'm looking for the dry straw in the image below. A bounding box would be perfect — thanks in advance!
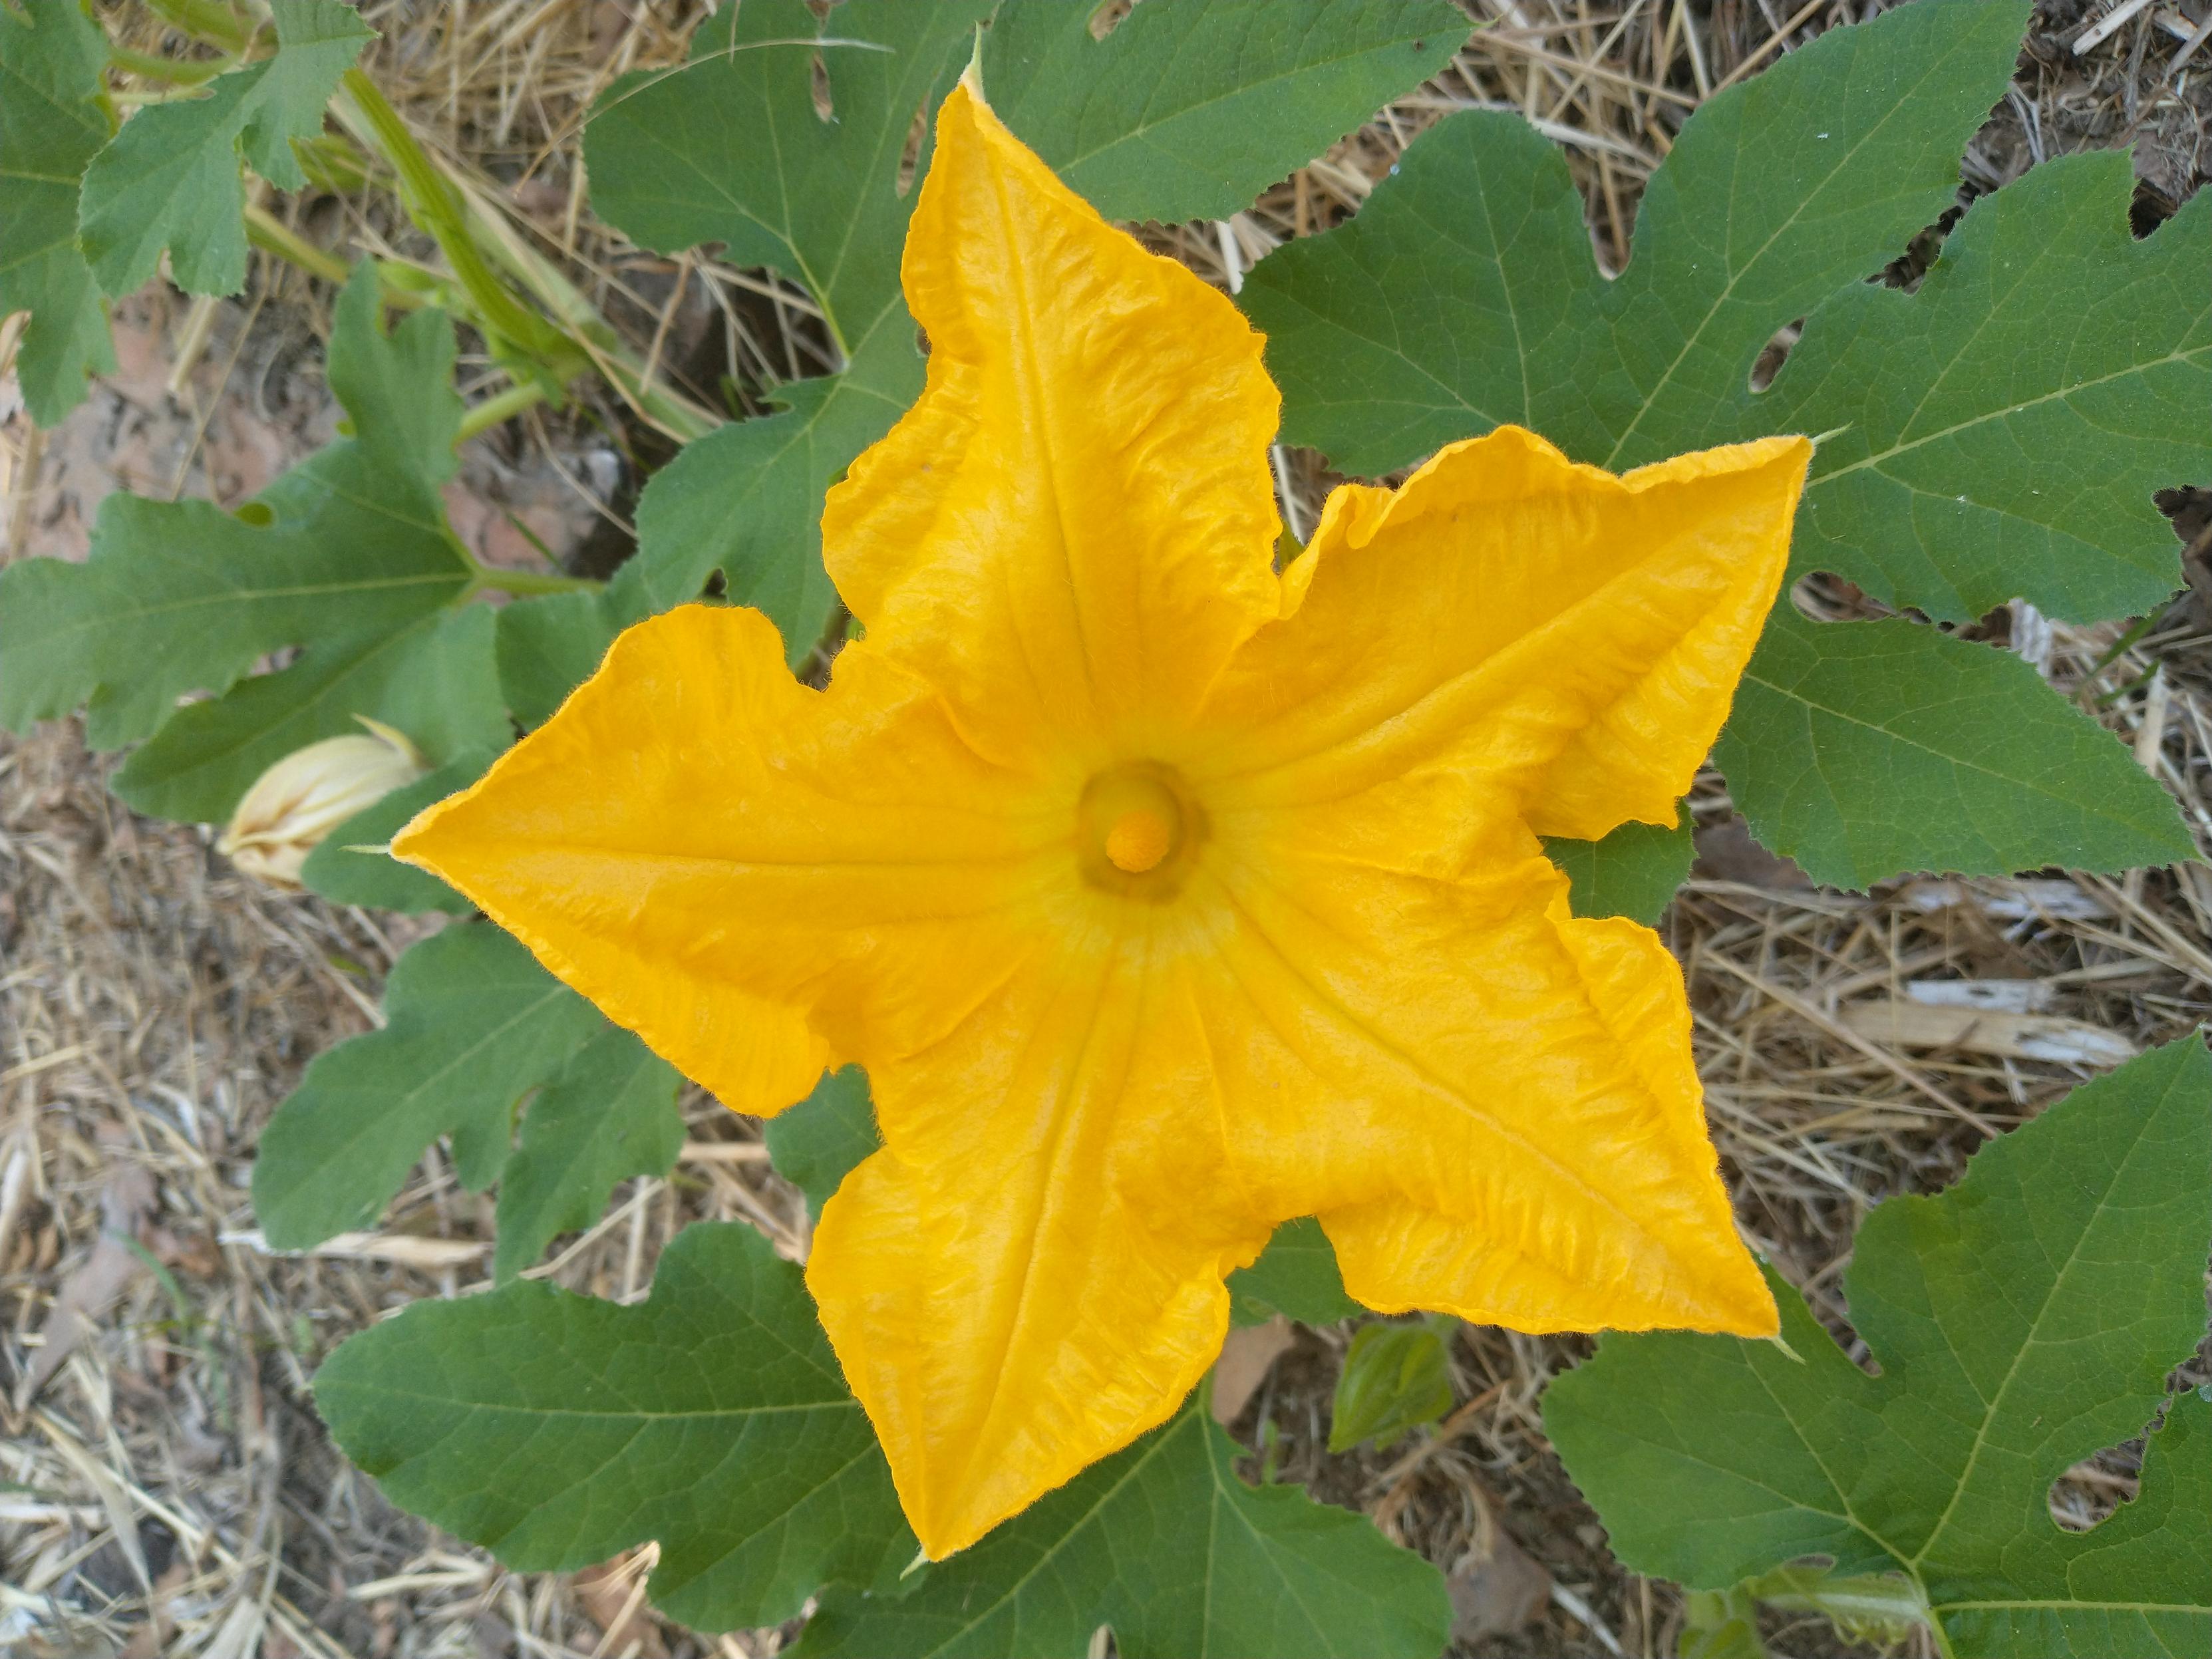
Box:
[5,1,2209,1654]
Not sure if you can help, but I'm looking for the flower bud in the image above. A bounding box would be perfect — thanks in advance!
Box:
[218,718,427,888]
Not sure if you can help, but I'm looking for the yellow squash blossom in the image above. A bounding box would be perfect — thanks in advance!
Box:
[396,83,1806,1559]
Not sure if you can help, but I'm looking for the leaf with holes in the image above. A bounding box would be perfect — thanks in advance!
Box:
[1244,0,2203,888]
[251,923,604,1249]
[0,268,512,823]
[1545,1036,2212,1658]
[492,1025,684,1282]
[0,0,114,427]
[573,0,1462,705]
[983,0,1468,224]
[77,0,374,297]
[581,0,991,671]
[1762,148,2212,627]
[796,1396,1451,1658]
[316,1219,915,1632]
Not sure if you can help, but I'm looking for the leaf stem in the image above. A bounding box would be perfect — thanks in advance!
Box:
[242,205,354,287]
[107,45,228,84]
[464,561,601,598]
[336,69,585,377]
[456,381,552,443]
[146,0,257,55]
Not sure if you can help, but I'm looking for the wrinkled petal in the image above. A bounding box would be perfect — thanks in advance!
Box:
[393,606,1056,1112]
[810,911,1270,1558]
[822,82,1284,768]
[1187,810,1774,1335]
[1198,426,1808,841]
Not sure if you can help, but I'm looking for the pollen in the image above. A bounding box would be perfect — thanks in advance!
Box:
[1105,808,1174,874]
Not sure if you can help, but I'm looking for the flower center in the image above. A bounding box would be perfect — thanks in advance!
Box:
[1078,764,1201,896]
[1105,808,1174,874]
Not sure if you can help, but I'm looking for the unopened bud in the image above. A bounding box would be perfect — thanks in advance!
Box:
[218,718,427,888]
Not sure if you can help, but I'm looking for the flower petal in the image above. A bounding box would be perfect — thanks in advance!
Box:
[810,915,1271,1559]
[391,606,1054,1114]
[822,82,1284,767]
[1198,426,1809,841]
[1189,818,1774,1336]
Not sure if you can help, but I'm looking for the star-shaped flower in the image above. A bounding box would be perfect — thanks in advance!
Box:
[396,82,1806,1558]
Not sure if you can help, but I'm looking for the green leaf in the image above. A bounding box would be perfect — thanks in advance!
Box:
[112,603,507,824]
[315,1220,913,1632]
[1326,1318,1452,1454]
[252,923,603,1248]
[1544,1036,2212,1658]
[1717,607,2195,889]
[1245,0,2205,885]
[299,750,497,913]
[492,1026,683,1282]
[0,268,472,769]
[984,0,1468,224]
[1227,1217,1359,1327]
[1544,817,1696,924]
[579,0,1466,690]
[0,0,114,427]
[1246,0,2032,475]
[764,1066,879,1221]
[77,0,374,296]
[495,499,733,725]
[798,1397,1451,1658]
[583,0,989,665]
[1766,150,2212,626]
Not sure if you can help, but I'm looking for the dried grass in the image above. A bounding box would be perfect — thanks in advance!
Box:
[5,2,2210,1656]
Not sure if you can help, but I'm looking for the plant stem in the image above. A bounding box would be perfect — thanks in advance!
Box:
[108,45,228,84]
[456,380,550,442]
[243,205,353,287]
[337,69,585,378]
[146,0,257,55]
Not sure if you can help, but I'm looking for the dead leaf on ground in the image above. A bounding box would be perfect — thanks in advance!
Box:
[1841,998,2138,1067]
[575,1551,669,1659]
[1448,1507,1553,1645]
[1210,1316,1296,1426]
[20,1162,156,1404]
[1694,815,1814,889]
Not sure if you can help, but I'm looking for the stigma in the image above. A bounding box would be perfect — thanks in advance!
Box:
[1105,808,1174,873]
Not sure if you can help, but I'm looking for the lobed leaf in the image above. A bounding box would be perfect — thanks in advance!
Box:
[1716,608,2195,889]
[571,0,1463,708]
[110,603,506,824]
[1766,149,2212,627]
[983,0,1468,224]
[0,0,114,428]
[1243,0,2203,889]
[0,269,499,822]
[492,1025,684,1282]
[582,0,989,672]
[299,750,497,913]
[77,0,373,297]
[315,1220,913,1632]
[252,923,603,1248]
[1545,1037,2212,1657]
[797,1398,1450,1658]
